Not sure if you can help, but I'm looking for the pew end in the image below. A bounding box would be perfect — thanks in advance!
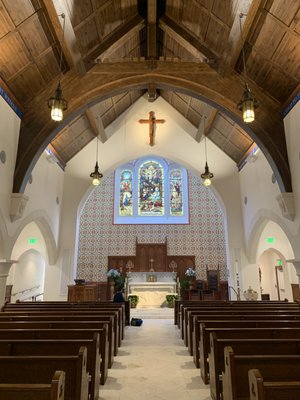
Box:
[249,368,300,400]
[0,370,65,400]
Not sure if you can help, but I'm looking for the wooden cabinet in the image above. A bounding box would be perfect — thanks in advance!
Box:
[67,284,99,302]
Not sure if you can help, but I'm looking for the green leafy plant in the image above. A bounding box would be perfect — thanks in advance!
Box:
[180,279,189,290]
[166,294,178,307]
[128,295,139,308]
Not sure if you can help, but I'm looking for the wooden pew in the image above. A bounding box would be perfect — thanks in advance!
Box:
[0,328,109,385]
[3,302,126,341]
[0,347,89,400]
[209,335,300,400]
[0,370,65,400]
[2,309,120,351]
[198,320,300,384]
[190,311,300,360]
[0,318,115,368]
[248,369,300,400]
[0,337,100,400]
[223,346,300,400]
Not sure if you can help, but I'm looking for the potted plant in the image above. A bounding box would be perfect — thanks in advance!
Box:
[107,268,121,283]
[166,294,178,308]
[128,294,139,308]
[185,267,196,289]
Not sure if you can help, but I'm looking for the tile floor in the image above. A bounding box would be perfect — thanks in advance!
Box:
[100,309,211,400]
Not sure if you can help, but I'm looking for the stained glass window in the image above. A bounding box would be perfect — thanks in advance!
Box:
[170,169,183,215]
[119,169,133,216]
[114,157,189,224]
[138,161,164,216]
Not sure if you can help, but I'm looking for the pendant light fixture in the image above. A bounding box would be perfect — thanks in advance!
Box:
[201,118,214,186]
[48,14,67,122]
[90,117,103,186]
[237,13,259,123]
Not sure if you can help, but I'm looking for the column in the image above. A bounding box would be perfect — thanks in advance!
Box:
[287,260,300,286]
[0,260,18,308]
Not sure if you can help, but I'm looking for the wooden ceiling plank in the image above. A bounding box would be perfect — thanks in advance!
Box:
[195,108,218,142]
[84,14,145,65]
[219,0,267,73]
[147,0,157,59]
[85,108,107,143]
[41,0,86,77]
[0,76,25,113]
[159,15,219,64]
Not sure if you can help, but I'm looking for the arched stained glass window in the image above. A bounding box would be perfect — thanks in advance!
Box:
[119,169,133,216]
[114,157,189,224]
[170,169,183,216]
[138,160,164,216]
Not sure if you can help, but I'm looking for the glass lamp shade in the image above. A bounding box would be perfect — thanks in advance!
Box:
[201,162,214,186]
[203,177,212,187]
[48,83,67,122]
[90,161,103,186]
[238,84,258,124]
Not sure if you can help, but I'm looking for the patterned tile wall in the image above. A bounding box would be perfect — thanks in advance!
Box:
[77,172,228,281]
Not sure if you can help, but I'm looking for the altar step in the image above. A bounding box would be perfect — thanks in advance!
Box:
[130,307,174,319]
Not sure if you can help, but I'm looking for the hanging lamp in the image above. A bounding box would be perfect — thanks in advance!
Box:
[48,14,68,122]
[90,117,103,186]
[201,118,214,186]
[237,13,259,123]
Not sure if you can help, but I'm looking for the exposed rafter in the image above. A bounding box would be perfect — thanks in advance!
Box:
[42,0,86,76]
[84,15,145,66]
[85,109,107,143]
[159,15,219,65]
[147,0,157,60]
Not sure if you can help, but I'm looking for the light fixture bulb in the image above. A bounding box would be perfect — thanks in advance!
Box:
[92,177,100,186]
[201,161,214,187]
[203,178,211,187]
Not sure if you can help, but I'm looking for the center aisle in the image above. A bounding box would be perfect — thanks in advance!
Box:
[100,309,211,400]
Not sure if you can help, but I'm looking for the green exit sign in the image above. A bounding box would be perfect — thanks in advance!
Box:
[266,237,275,244]
[28,238,38,245]
[277,259,283,266]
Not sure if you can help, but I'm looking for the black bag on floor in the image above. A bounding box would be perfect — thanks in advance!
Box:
[131,318,143,326]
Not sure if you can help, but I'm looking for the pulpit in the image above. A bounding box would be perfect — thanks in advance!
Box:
[67,283,99,302]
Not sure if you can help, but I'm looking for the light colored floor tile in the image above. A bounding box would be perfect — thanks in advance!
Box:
[100,311,211,400]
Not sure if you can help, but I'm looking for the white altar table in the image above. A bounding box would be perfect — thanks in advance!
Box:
[129,281,177,308]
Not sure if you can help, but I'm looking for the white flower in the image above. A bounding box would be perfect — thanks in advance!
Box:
[185,267,196,277]
[107,269,121,278]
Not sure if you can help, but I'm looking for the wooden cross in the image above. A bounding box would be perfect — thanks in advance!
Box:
[139,111,165,146]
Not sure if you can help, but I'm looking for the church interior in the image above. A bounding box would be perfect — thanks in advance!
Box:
[0,0,300,398]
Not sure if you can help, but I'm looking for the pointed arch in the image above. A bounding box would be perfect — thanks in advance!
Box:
[247,209,295,263]
[9,210,58,265]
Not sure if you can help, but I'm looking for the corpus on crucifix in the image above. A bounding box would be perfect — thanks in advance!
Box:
[139,111,165,146]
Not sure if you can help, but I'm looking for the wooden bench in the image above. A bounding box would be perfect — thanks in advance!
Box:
[223,346,300,400]
[0,347,89,400]
[0,337,100,400]
[3,302,126,341]
[0,318,115,367]
[192,313,300,368]
[198,320,300,384]
[248,369,300,400]
[0,370,65,400]
[0,328,109,386]
[209,335,300,400]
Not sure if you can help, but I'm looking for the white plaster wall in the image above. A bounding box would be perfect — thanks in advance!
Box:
[0,96,21,257]
[259,251,279,300]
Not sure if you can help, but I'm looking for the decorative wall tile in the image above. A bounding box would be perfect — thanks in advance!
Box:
[77,171,228,281]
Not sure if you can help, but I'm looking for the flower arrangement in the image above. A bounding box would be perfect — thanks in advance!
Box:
[185,267,196,279]
[107,269,121,281]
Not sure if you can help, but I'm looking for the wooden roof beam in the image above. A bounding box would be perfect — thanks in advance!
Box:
[42,0,86,77]
[85,109,107,143]
[84,14,145,66]
[159,15,219,65]
[218,0,269,74]
[147,0,157,60]
[195,109,218,143]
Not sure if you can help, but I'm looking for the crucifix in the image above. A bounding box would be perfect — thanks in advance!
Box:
[139,111,165,146]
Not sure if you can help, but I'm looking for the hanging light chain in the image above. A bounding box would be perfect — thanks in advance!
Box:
[58,13,66,83]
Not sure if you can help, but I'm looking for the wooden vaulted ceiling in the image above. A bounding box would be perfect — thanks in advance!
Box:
[0,0,299,192]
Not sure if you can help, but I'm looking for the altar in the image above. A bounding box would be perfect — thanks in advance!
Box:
[128,272,177,308]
